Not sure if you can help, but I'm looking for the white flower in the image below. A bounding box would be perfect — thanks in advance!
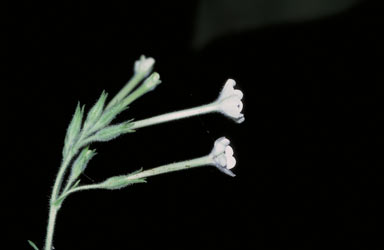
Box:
[134,55,155,76]
[216,79,244,123]
[210,137,236,177]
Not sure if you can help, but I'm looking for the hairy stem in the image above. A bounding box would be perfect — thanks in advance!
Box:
[44,131,87,250]
[56,183,105,202]
[43,89,218,250]
[131,103,218,130]
[44,154,72,250]
[57,155,213,200]
[125,156,213,179]
[44,206,58,250]
[106,73,144,109]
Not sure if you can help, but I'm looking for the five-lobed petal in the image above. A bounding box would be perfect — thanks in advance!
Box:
[217,79,244,123]
[210,137,236,177]
[134,55,155,76]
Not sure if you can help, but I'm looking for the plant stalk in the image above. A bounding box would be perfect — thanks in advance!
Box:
[43,99,218,250]
[44,206,58,250]
[126,155,213,179]
[131,103,218,130]
[106,73,144,109]
[57,155,214,200]
[44,150,76,250]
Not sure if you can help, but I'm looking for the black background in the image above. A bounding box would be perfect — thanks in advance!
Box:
[9,0,383,249]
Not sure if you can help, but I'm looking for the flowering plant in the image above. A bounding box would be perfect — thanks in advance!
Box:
[28,55,244,250]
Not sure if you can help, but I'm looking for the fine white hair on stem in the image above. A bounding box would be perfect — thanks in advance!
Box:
[42,55,243,250]
[131,78,245,130]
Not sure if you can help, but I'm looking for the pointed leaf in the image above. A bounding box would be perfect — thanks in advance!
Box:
[101,176,147,190]
[89,121,134,142]
[83,91,108,131]
[72,179,81,188]
[128,167,143,176]
[63,103,84,156]
[91,101,128,132]
[67,147,96,184]
[28,240,39,250]
[53,194,67,207]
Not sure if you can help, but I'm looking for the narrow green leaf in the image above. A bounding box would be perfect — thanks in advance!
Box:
[63,103,84,156]
[128,167,143,176]
[91,101,128,132]
[67,147,96,184]
[53,194,67,207]
[83,91,108,131]
[90,121,134,142]
[54,179,82,207]
[101,176,147,190]
[72,179,81,188]
[28,240,39,250]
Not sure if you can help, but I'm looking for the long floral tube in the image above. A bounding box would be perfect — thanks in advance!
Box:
[131,103,218,129]
[57,137,237,201]
[131,79,244,130]
[106,56,155,109]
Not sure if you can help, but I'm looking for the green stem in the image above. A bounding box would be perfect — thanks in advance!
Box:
[44,153,73,250]
[119,82,153,107]
[44,206,58,250]
[56,183,105,203]
[131,102,218,130]
[61,179,74,195]
[125,155,213,179]
[106,73,144,109]
[44,130,88,250]
[58,155,214,200]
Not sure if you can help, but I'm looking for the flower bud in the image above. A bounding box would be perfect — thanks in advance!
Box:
[143,72,161,91]
[134,55,155,77]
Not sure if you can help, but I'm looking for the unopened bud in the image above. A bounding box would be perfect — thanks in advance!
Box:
[143,72,161,91]
[134,55,155,77]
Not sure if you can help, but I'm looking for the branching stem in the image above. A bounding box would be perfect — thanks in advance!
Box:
[55,155,213,204]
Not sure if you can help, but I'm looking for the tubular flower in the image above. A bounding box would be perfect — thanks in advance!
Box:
[216,79,244,123]
[134,55,155,76]
[210,137,236,177]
